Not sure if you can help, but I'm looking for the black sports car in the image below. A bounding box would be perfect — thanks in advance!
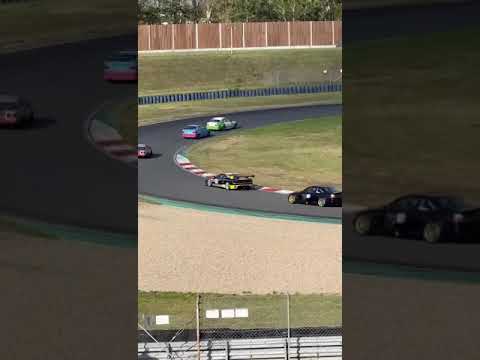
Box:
[353,194,480,243]
[205,173,255,190]
[288,186,342,207]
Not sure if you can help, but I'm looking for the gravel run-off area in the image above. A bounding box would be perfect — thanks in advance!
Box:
[1,230,136,359]
[139,202,341,294]
[344,273,480,360]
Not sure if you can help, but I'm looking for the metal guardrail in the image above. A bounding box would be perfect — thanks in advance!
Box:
[138,83,342,106]
[138,336,342,359]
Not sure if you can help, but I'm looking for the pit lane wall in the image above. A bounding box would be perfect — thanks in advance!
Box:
[138,83,342,105]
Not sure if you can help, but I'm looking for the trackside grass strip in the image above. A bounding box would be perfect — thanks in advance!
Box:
[138,292,341,330]
[138,92,342,125]
[139,49,342,96]
[345,25,480,206]
[187,116,342,191]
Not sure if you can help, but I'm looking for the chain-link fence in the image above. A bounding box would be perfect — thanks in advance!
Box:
[138,293,342,345]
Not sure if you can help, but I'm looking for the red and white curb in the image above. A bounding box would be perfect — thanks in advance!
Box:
[175,153,295,195]
[87,112,137,165]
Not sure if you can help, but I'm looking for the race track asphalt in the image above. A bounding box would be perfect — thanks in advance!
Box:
[343,212,480,272]
[138,105,342,219]
[0,35,137,234]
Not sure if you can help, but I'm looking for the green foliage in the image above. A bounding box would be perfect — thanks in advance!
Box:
[138,0,342,24]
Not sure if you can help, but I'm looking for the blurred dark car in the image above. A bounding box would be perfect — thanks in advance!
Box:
[353,194,480,243]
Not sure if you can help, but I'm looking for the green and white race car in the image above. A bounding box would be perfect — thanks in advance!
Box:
[206,117,238,131]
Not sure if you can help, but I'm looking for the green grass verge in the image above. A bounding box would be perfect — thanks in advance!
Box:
[138,92,342,126]
[187,116,341,190]
[0,0,133,53]
[0,217,55,239]
[96,99,137,146]
[346,25,479,206]
[138,292,341,330]
[139,49,342,96]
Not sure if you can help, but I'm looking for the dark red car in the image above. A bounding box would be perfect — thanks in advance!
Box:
[138,144,153,158]
[0,94,34,127]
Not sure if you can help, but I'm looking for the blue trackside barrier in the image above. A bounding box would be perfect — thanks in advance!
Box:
[138,83,342,105]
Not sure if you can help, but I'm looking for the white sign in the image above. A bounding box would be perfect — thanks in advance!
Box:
[155,315,170,325]
[235,308,249,318]
[221,309,235,318]
[206,309,220,319]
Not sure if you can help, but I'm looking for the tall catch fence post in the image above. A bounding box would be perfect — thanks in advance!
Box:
[332,21,335,46]
[287,22,291,47]
[287,293,291,360]
[196,294,201,360]
[230,25,233,55]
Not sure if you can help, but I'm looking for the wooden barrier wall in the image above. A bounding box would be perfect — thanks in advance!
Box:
[138,21,342,51]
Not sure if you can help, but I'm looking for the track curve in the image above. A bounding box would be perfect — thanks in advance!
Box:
[0,35,137,234]
[138,104,342,219]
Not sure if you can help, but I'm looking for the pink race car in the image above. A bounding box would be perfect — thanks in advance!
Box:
[104,50,138,82]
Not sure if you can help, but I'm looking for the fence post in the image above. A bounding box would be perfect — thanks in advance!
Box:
[225,340,229,360]
[230,25,233,54]
[172,24,175,50]
[148,25,151,50]
[309,21,313,47]
[332,21,335,46]
[219,23,222,48]
[287,22,291,47]
[196,294,200,360]
[286,293,291,360]
[242,23,245,48]
[265,22,268,47]
[195,23,199,49]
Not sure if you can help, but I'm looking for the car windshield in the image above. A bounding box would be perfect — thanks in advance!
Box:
[107,54,136,62]
[0,102,17,110]
[435,197,469,211]
[138,145,146,149]
[184,126,198,130]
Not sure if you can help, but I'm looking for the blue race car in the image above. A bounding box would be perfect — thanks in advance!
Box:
[182,125,210,139]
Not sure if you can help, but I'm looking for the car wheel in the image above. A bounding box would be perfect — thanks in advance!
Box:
[288,194,297,204]
[393,227,402,238]
[354,214,373,235]
[423,222,443,243]
[317,198,326,207]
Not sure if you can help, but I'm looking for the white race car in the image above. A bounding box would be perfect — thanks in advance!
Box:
[206,116,238,131]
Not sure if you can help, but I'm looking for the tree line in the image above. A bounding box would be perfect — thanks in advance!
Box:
[138,0,342,24]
